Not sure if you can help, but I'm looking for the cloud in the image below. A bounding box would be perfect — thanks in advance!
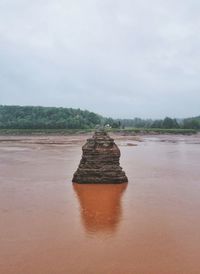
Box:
[0,0,200,118]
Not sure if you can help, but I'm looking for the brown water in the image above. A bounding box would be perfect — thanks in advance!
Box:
[1,134,200,274]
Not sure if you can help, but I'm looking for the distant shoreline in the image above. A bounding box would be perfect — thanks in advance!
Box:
[0,128,197,136]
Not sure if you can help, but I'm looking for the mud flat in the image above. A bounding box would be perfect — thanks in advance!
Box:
[0,134,200,274]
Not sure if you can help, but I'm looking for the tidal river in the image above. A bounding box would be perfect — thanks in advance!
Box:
[0,134,200,274]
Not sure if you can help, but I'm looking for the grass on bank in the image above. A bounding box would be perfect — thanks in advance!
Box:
[0,128,197,135]
[109,128,198,135]
[0,128,94,135]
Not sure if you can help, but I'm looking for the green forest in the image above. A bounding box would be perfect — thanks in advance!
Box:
[0,105,199,131]
[0,105,119,129]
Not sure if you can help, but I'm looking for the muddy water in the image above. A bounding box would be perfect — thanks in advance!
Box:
[0,134,200,274]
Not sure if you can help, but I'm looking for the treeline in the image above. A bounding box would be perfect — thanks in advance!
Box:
[0,105,118,129]
[118,116,200,130]
[0,105,199,130]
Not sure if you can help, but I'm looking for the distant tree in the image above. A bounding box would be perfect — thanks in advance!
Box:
[162,117,179,129]
[0,105,102,129]
[151,120,163,128]
[183,118,200,129]
[0,105,199,131]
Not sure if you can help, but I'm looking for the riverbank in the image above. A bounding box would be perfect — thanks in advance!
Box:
[0,128,197,136]
[0,133,199,147]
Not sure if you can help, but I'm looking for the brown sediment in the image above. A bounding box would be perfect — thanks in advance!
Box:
[126,143,137,146]
[73,183,127,233]
[1,134,200,274]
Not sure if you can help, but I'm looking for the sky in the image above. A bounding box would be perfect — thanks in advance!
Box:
[0,0,200,119]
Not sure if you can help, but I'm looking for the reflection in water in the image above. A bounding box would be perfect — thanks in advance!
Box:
[73,183,127,234]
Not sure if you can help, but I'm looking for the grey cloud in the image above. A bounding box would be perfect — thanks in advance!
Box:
[0,0,200,118]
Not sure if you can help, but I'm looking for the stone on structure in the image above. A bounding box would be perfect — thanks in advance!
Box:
[72,130,128,184]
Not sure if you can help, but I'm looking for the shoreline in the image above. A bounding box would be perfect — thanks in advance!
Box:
[0,133,199,146]
[0,128,197,136]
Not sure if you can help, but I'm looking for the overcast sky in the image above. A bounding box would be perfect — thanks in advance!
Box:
[0,0,200,118]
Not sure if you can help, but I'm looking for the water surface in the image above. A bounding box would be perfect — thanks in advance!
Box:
[0,134,200,274]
